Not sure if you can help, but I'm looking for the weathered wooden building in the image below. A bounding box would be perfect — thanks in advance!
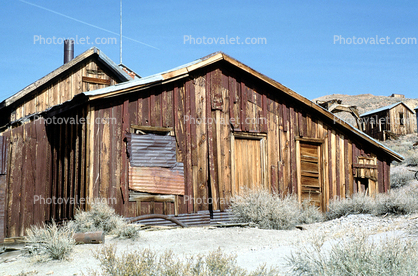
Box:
[360,102,416,141]
[416,107,418,133]
[0,50,402,239]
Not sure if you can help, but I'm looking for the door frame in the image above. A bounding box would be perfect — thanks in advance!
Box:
[296,137,325,211]
[230,132,267,196]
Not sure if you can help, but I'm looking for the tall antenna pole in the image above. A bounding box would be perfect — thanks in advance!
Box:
[120,0,122,64]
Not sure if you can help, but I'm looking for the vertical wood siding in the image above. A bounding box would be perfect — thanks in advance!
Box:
[2,63,395,238]
[12,56,120,122]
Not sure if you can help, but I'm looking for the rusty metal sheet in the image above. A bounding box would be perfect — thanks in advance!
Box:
[129,167,185,195]
[129,210,234,227]
[127,134,178,168]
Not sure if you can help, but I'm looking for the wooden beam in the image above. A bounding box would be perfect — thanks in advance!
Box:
[352,163,378,169]
[130,125,173,133]
[82,76,111,85]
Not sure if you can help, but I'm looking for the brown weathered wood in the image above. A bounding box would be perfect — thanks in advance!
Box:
[240,82,247,131]
[194,76,208,211]
[87,105,96,208]
[211,69,223,110]
[289,107,297,193]
[336,134,340,197]
[150,89,161,127]
[261,94,268,133]
[120,100,129,204]
[185,81,193,213]
[352,163,378,169]
[206,71,218,210]
[219,73,231,210]
[296,140,301,201]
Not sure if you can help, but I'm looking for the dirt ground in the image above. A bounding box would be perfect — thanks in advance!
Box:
[1,212,417,276]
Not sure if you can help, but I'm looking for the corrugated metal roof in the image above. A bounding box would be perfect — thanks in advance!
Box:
[83,73,164,97]
[81,58,204,97]
[360,102,415,117]
[97,50,133,81]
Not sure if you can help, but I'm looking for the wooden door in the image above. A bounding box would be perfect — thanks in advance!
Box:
[233,137,264,194]
[298,141,324,210]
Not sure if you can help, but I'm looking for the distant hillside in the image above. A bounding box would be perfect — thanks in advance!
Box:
[313,94,418,115]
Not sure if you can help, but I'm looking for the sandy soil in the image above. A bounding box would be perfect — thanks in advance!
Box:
[1,213,417,276]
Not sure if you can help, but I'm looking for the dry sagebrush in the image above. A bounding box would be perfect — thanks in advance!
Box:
[230,190,323,230]
[288,233,418,276]
[25,220,75,261]
[326,189,418,220]
[391,170,415,189]
[67,202,139,239]
[86,245,278,276]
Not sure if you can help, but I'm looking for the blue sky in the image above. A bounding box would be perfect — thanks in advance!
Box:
[1,0,418,102]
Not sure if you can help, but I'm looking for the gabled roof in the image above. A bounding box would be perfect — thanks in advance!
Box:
[360,102,415,117]
[43,52,403,162]
[0,47,132,110]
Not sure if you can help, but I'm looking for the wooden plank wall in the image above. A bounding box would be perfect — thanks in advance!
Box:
[0,135,8,242]
[12,57,119,122]
[362,105,416,140]
[1,64,395,238]
[3,119,52,237]
[88,65,393,216]
[389,104,415,135]
[2,107,92,238]
[47,109,89,222]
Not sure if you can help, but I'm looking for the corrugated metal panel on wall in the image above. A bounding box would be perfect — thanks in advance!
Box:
[127,134,177,167]
[129,167,185,195]
[127,133,185,195]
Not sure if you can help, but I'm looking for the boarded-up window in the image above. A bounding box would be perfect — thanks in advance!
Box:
[353,156,377,196]
[297,141,323,210]
[126,133,185,195]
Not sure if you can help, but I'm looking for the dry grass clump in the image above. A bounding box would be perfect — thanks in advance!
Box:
[67,202,124,234]
[86,245,278,276]
[67,202,138,239]
[24,203,139,263]
[287,233,418,276]
[25,220,75,261]
[326,189,418,220]
[375,189,418,215]
[230,189,323,230]
[391,170,415,189]
[326,193,375,220]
